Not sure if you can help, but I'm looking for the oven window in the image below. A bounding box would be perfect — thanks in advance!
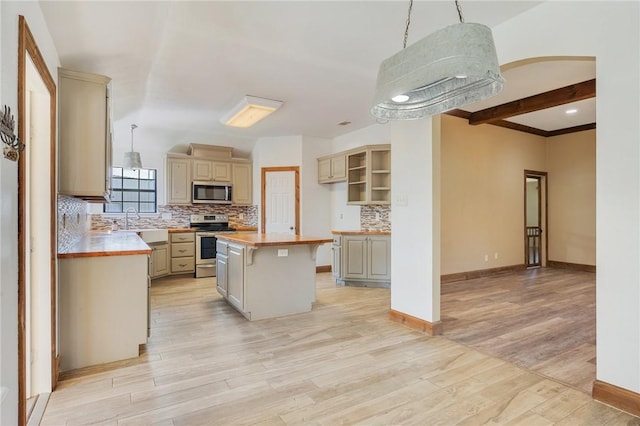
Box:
[200,235,217,260]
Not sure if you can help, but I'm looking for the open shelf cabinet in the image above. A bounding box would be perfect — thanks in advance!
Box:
[346,145,391,205]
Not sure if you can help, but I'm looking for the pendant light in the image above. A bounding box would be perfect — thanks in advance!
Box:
[371,0,504,121]
[123,124,142,169]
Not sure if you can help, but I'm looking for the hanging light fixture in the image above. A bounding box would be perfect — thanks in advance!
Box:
[123,124,142,169]
[371,0,504,121]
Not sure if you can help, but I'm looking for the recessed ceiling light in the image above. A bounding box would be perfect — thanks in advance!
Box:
[565,108,578,115]
[391,94,410,103]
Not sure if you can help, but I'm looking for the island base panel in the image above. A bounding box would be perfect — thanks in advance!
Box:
[232,243,318,321]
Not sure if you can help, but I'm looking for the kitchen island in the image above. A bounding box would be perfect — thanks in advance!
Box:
[215,233,332,320]
[58,231,151,371]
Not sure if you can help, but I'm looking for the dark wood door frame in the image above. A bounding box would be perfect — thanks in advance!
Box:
[524,170,548,268]
[260,167,300,234]
[18,15,58,426]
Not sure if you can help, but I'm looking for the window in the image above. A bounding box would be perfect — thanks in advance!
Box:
[104,167,157,213]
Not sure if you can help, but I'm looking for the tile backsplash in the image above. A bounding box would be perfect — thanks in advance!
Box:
[58,195,90,252]
[91,204,258,231]
[360,205,391,231]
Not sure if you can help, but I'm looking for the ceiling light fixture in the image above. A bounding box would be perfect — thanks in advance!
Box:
[565,108,578,114]
[371,0,505,121]
[221,95,283,128]
[123,124,142,170]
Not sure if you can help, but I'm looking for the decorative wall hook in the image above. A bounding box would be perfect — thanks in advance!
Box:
[1,105,25,161]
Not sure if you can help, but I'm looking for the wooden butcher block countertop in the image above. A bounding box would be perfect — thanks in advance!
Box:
[331,230,391,236]
[168,228,195,233]
[216,233,332,247]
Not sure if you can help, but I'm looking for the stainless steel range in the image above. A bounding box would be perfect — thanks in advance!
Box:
[190,214,236,278]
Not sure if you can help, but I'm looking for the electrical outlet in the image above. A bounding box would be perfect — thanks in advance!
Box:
[494,252,499,259]
[161,212,172,220]
[239,213,245,219]
[484,254,489,262]
[375,212,381,221]
[278,249,289,257]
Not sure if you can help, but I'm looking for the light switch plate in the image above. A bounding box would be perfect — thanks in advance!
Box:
[277,249,289,257]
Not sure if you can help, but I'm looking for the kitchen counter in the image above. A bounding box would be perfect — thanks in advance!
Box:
[233,226,258,232]
[332,230,391,235]
[168,228,195,233]
[217,233,332,247]
[215,233,332,321]
[58,231,151,259]
[58,232,149,371]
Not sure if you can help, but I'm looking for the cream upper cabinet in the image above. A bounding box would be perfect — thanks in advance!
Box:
[166,157,191,204]
[347,145,391,205]
[58,68,112,202]
[212,162,232,181]
[232,162,253,205]
[318,154,347,183]
[193,160,232,182]
[166,147,252,205]
[193,160,212,181]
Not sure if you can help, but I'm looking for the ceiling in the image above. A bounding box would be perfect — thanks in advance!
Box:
[38,1,594,159]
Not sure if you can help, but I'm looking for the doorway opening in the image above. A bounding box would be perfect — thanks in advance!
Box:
[524,170,547,268]
[261,167,300,234]
[18,15,58,425]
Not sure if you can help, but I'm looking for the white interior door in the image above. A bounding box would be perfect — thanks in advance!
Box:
[265,171,296,234]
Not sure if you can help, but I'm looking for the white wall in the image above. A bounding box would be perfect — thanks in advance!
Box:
[252,135,333,266]
[300,136,333,265]
[493,1,640,394]
[390,117,440,323]
[1,2,60,424]
[331,124,390,231]
[0,4,4,421]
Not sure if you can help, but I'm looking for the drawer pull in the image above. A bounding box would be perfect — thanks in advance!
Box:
[179,263,187,267]
[179,249,186,253]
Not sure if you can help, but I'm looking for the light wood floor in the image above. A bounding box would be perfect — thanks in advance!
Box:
[441,268,596,394]
[42,273,638,425]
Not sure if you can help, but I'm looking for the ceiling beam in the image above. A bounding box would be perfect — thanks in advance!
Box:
[547,123,596,137]
[467,79,596,125]
[444,110,596,138]
[444,109,548,137]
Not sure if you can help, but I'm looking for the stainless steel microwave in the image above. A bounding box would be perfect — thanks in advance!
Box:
[192,181,233,204]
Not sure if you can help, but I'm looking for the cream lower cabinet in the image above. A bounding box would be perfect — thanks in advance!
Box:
[332,235,342,279]
[170,232,195,274]
[227,243,245,311]
[337,234,391,287]
[149,242,170,279]
[216,240,228,297]
[59,254,148,371]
